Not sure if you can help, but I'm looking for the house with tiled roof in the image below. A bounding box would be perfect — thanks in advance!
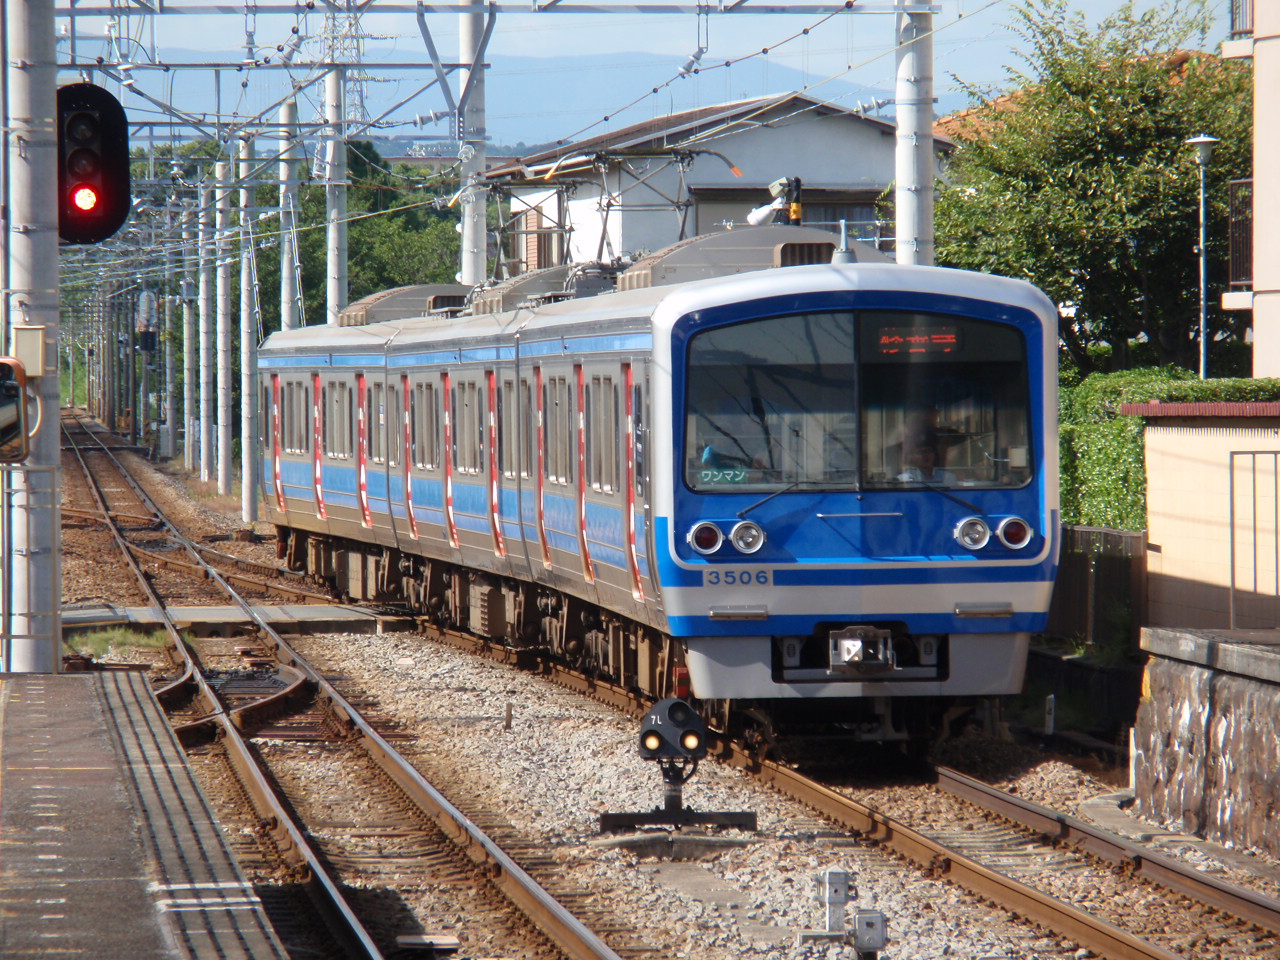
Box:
[484,92,951,274]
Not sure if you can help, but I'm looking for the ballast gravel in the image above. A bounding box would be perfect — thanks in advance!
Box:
[291,631,1089,960]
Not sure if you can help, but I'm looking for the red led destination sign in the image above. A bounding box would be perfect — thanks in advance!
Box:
[876,325,959,356]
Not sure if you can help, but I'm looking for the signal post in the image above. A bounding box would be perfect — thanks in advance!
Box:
[4,0,60,672]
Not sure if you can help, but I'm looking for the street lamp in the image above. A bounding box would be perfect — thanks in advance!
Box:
[1186,133,1219,379]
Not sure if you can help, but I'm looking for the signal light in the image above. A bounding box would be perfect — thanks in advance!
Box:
[57,83,131,245]
[637,698,708,762]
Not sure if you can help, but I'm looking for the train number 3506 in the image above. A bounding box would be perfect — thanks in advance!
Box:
[703,569,771,586]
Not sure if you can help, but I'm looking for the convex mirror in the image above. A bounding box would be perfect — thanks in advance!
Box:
[0,357,30,463]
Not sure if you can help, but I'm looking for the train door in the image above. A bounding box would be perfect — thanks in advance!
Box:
[441,371,460,548]
[485,369,506,558]
[270,374,286,514]
[532,366,552,569]
[622,362,644,601]
[312,373,327,519]
[401,374,419,539]
[574,363,594,584]
[355,373,374,528]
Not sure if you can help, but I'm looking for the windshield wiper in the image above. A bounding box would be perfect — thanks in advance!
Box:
[736,480,828,519]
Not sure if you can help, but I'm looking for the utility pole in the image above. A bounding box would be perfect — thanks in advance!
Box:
[182,209,197,472]
[199,183,214,482]
[5,0,60,672]
[239,135,258,522]
[163,209,177,459]
[894,3,934,267]
[326,67,348,325]
[459,9,488,286]
[216,158,233,496]
[279,98,300,331]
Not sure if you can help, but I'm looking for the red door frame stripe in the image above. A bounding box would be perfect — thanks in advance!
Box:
[402,374,418,540]
[486,371,506,557]
[575,364,594,584]
[623,363,644,601]
[356,374,373,529]
[271,375,287,514]
[441,372,460,548]
[534,367,552,568]
[312,373,327,520]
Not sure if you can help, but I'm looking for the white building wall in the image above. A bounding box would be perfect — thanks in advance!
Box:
[1250,7,1280,375]
[509,106,902,267]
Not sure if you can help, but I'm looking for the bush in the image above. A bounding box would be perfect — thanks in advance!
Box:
[1059,367,1280,529]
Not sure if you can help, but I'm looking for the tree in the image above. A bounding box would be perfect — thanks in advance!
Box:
[934,0,1252,374]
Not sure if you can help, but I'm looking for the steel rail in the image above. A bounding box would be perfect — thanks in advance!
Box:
[427,626,1218,960]
[66,416,629,960]
[933,764,1280,936]
[61,416,390,960]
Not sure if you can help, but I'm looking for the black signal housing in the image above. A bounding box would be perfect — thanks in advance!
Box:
[57,83,131,244]
[638,698,708,761]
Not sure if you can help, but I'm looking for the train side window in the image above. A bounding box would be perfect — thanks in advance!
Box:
[348,386,356,459]
[261,385,271,442]
[387,385,400,468]
[545,375,572,486]
[369,382,385,464]
[455,380,482,474]
[414,383,438,470]
[587,375,617,493]
[500,378,517,479]
[520,378,533,479]
[633,381,646,499]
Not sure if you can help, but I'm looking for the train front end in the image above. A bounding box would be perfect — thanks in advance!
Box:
[651,262,1060,738]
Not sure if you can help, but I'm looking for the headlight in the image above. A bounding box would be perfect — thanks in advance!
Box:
[997,516,1033,549]
[687,521,723,555]
[954,516,991,550]
[729,520,766,554]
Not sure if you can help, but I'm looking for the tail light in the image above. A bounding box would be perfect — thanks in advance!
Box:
[997,516,1033,549]
[687,521,723,555]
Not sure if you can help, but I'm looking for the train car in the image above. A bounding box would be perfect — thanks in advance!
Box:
[259,251,1059,741]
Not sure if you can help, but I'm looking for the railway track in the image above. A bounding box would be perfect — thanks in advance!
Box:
[61,414,1280,959]
[429,624,1280,960]
[60,413,649,960]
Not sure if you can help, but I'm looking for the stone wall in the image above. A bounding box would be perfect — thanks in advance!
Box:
[1134,656,1280,855]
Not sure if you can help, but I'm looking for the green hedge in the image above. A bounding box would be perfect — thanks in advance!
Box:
[1059,368,1280,530]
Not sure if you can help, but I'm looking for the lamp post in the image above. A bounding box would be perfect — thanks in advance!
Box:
[1186,133,1219,379]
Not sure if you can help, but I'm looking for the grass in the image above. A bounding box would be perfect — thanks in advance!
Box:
[67,626,168,661]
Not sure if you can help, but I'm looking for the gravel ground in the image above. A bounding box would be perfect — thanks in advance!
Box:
[291,631,1094,960]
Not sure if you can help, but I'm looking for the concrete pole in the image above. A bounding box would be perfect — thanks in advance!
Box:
[5,0,61,672]
[216,158,233,495]
[163,216,177,459]
[199,184,214,482]
[279,98,300,331]
[326,68,348,326]
[105,286,117,429]
[459,11,488,286]
[138,289,153,448]
[183,210,197,472]
[126,293,137,445]
[238,135,258,522]
[894,6,934,266]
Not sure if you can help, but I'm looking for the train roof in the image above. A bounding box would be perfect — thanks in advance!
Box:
[260,261,1056,361]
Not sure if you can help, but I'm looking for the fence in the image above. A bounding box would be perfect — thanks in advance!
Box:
[1046,526,1147,653]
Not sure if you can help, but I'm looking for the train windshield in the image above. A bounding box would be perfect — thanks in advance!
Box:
[685,310,1032,492]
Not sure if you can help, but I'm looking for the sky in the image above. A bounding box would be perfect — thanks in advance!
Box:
[64,0,1233,148]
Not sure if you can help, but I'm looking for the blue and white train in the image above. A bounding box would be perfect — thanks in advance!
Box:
[258,235,1060,740]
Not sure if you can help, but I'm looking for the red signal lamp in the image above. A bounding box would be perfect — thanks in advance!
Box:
[72,185,100,212]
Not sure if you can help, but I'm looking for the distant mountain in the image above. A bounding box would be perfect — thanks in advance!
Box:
[112,48,966,150]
